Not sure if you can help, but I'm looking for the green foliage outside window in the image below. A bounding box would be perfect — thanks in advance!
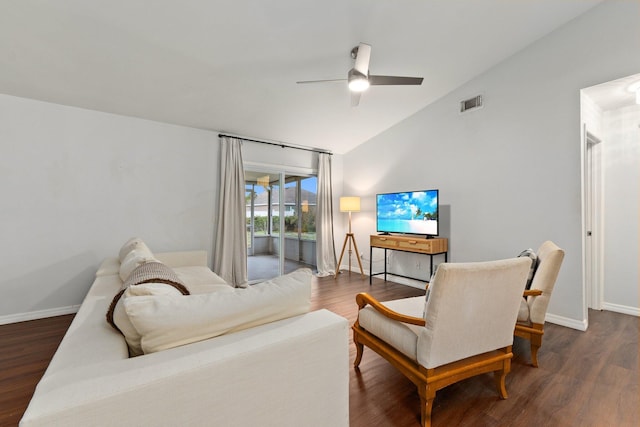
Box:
[245,210,317,240]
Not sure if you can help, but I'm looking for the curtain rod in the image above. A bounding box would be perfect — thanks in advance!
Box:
[218,133,332,155]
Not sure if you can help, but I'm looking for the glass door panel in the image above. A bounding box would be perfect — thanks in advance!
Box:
[283,178,298,274]
[245,184,254,256]
[245,172,280,282]
[244,170,318,282]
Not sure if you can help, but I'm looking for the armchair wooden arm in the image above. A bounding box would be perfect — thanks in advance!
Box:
[356,293,426,326]
[523,289,543,297]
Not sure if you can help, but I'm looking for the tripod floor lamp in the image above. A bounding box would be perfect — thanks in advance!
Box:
[335,196,365,279]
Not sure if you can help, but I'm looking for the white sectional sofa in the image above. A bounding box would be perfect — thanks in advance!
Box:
[20,250,350,427]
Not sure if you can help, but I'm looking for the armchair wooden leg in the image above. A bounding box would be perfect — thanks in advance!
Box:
[494,370,509,399]
[419,385,435,427]
[493,349,511,399]
[353,333,364,368]
[516,323,545,367]
[530,336,542,368]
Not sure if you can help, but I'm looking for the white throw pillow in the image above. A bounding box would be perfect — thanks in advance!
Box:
[124,268,313,354]
[119,248,156,282]
[113,283,183,356]
[118,237,148,262]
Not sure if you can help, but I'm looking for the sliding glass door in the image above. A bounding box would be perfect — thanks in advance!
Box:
[245,170,317,283]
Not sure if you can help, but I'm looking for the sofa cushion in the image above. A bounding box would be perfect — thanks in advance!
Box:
[173,266,232,294]
[124,268,313,354]
[518,248,538,290]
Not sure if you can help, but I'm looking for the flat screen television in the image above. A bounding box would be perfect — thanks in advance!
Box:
[376,189,439,236]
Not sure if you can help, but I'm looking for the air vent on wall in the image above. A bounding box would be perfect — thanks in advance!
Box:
[460,95,483,113]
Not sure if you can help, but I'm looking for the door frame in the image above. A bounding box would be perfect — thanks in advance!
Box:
[582,124,604,314]
[244,162,317,281]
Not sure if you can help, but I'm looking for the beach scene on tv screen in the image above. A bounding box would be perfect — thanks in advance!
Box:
[377,191,438,235]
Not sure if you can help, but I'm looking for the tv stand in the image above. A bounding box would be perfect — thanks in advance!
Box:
[369,235,448,285]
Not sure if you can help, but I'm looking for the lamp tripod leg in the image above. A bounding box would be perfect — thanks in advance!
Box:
[334,233,365,279]
[349,234,365,278]
[335,234,351,279]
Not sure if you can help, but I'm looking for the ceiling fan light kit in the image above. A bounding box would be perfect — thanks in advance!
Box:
[348,69,370,92]
[297,42,423,106]
[628,81,640,105]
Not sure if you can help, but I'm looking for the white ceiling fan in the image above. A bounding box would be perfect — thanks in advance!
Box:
[297,42,424,106]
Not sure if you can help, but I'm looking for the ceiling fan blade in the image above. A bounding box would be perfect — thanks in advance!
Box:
[369,75,424,86]
[351,91,361,107]
[296,79,347,84]
[353,43,372,76]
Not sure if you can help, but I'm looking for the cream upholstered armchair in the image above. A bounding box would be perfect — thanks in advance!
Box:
[353,257,531,427]
[515,240,565,367]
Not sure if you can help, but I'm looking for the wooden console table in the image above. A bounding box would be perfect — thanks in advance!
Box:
[369,235,448,285]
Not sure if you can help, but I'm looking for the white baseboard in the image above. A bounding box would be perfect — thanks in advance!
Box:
[601,302,640,317]
[377,274,426,290]
[340,263,427,290]
[0,305,80,325]
[545,312,588,331]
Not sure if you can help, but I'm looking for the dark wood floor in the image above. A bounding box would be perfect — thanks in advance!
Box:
[1,273,638,426]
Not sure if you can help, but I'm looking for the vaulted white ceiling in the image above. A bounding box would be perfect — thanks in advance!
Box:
[0,0,602,154]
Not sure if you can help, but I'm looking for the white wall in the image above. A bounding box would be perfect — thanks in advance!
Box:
[0,94,219,323]
[602,104,639,313]
[0,97,345,323]
[581,94,604,138]
[341,1,640,327]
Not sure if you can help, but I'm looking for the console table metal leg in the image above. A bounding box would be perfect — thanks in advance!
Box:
[384,248,387,282]
[430,255,434,278]
[369,246,373,285]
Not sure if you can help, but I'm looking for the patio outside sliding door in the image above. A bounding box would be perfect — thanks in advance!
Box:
[244,170,317,283]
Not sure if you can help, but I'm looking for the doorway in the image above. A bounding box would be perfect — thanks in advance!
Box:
[580,72,640,320]
[245,170,318,283]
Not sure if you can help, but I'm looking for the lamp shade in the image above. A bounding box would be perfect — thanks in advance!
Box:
[340,196,361,212]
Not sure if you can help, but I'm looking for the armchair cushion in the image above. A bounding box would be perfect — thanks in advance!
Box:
[517,298,530,324]
[358,296,424,361]
[524,241,565,324]
[422,267,438,319]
